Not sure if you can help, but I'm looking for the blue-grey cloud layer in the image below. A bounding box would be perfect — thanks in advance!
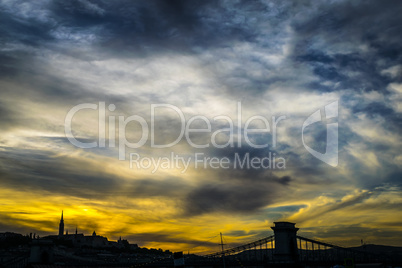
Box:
[0,0,401,244]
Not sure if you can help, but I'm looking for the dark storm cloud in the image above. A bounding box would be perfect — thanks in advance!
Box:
[183,173,291,216]
[43,0,269,56]
[126,176,190,198]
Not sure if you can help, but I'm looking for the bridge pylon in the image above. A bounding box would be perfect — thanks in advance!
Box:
[271,221,299,263]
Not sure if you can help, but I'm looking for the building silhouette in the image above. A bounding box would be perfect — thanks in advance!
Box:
[53,211,137,249]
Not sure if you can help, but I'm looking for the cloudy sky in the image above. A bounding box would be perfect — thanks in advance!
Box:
[0,0,401,253]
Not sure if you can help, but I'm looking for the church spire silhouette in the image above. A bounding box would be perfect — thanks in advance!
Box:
[58,210,64,236]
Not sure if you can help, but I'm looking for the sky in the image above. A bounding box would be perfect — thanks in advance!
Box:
[0,0,401,253]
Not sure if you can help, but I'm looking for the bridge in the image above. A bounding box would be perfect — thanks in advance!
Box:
[150,222,398,268]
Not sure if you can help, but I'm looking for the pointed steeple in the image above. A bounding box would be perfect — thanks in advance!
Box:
[58,210,64,237]
[75,226,78,235]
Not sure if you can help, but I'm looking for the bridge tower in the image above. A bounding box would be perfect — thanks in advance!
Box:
[271,222,299,263]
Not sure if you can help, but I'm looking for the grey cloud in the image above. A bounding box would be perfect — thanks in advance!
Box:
[0,147,121,198]
[0,146,190,200]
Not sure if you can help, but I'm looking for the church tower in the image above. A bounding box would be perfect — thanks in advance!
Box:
[58,211,64,236]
